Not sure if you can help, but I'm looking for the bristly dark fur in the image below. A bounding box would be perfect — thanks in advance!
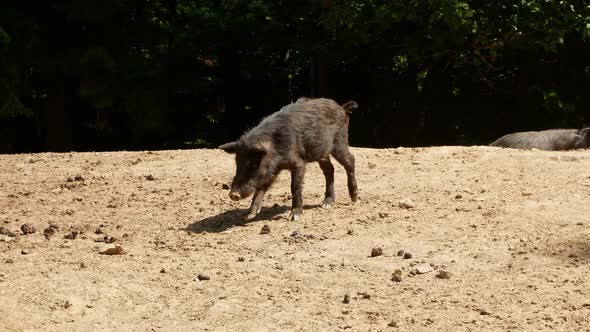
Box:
[490,127,590,151]
[219,97,359,221]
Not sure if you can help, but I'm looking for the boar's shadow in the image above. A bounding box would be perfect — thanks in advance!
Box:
[538,239,590,263]
[185,204,323,233]
[185,205,287,233]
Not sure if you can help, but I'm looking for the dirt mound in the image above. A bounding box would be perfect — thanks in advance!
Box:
[1,147,589,330]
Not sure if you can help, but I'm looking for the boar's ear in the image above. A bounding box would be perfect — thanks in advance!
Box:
[219,141,239,154]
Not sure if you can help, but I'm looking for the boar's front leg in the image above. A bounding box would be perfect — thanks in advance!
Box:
[289,164,306,221]
[245,188,267,221]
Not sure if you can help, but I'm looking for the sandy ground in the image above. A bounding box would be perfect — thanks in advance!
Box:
[1,146,590,331]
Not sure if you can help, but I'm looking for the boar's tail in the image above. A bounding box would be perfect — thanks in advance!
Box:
[342,101,358,113]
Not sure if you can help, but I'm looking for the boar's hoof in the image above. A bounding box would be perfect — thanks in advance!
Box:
[350,192,359,203]
[322,197,334,209]
[289,209,303,221]
[245,211,258,221]
[229,192,241,201]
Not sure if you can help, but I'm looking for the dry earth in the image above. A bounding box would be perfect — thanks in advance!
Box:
[1,146,590,331]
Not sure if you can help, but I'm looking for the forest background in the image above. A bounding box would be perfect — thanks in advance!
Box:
[1,0,590,152]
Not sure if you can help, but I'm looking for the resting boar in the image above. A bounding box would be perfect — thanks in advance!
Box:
[219,98,359,221]
[490,128,590,151]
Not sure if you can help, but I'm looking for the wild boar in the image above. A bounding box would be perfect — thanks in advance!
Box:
[219,98,359,221]
[490,128,590,151]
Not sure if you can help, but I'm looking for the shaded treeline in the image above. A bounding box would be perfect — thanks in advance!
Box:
[1,0,590,152]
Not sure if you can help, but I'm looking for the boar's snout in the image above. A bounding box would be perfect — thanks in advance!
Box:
[229,191,241,201]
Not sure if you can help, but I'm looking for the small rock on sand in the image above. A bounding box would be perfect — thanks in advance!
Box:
[414,265,434,274]
[99,245,126,255]
[398,198,415,209]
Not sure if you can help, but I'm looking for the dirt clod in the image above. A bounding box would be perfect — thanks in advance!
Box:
[436,270,452,279]
[63,231,79,240]
[43,224,59,239]
[197,273,210,281]
[0,226,17,237]
[144,175,156,181]
[370,247,383,257]
[391,269,403,282]
[343,294,350,304]
[62,182,76,190]
[21,250,30,255]
[99,245,126,255]
[20,224,36,235]
[357,292,371,299]
[103,235,117,243]
[260,225,271,235]
[378,212,388,218]
[403,252,413,259]
[222,183,230,190]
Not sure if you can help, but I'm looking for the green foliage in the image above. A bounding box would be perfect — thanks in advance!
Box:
[0,90,32,118]
[0,26,10,49]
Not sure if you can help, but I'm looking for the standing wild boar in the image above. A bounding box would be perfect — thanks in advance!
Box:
[490,128,590,151]
[219,98,359,221]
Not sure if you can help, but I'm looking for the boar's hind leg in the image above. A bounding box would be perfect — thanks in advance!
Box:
[245,188,267,221]
[332,146,358,203]
[289,164,306,221]
[318,158,335,208]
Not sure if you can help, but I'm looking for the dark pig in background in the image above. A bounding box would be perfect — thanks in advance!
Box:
[490,128,590,151]
[219,98,359,221]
